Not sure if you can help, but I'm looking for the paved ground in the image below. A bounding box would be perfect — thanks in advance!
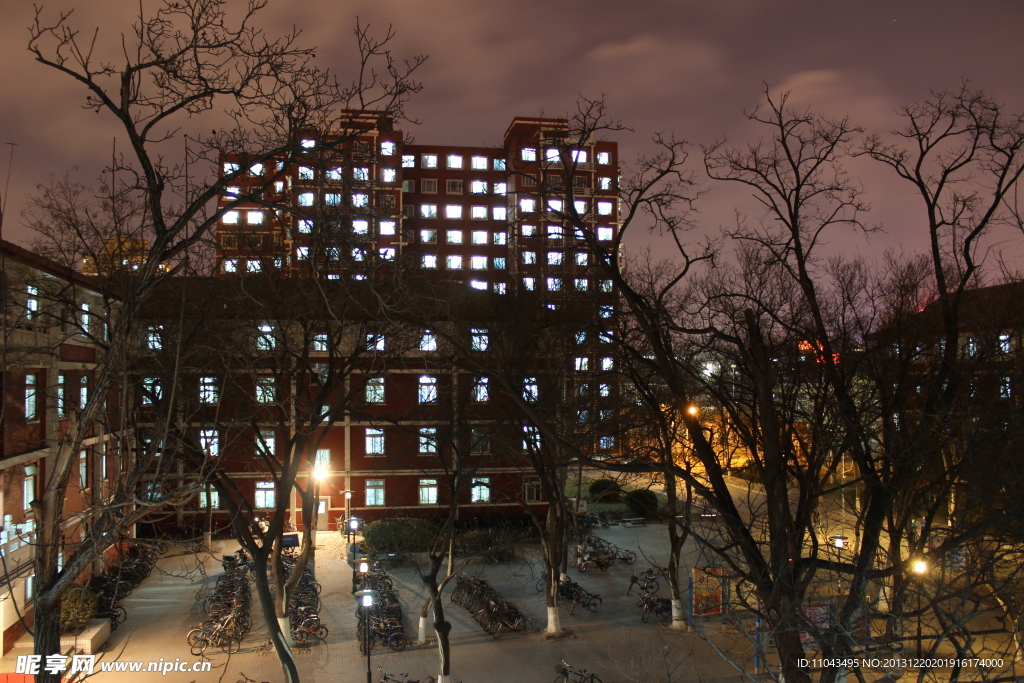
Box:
[2,524,750,683]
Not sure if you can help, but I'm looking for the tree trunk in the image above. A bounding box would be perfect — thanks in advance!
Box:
[251,552,298,683]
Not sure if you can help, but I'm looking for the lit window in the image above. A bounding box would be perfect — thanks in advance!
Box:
[470,180,488,194]
[601,357,614,371]
[366,479,385,506]
[600,305,613,318]
[445,205,463,219]
[472,377,489,402]
[547,252,563,266]
[599,436,615,450]
[256,377,276,403]
[494,159,506,171]
[493,231,507,245]
[494,282,507,294]
[598,177,612,190]
[199,490,220,509]
[600,279,613,293]
[298,192,315,206]
[419,479,439,504]
[472,230,488,244]
[597,201,613,215]
[379,247,396,260]
[381,168,396,183]
[573,200,587,214]
[223,162,239,174]
[571,150,587,163]
[423,254,438,269]
[353,193,369,207]
[421,229,437,243]
[353,220,369,234]
[351,247,365,261]
[422,154,438,168]
[366,428,385,455]
[352,166,369,180]
[381,141,396,155]
[493,182,506,195]
[1000,333,1012,354]
[597,152,610,164]
[966,337,978,357]
[402,155,416,168]
[523,277,535,290]
[447,154,463,169]
[493,207,507,220]
[366,334,386,351]
[199,377,219,404]
[223,259,238,273]
[380,220,396,235]
[257,430,275,458]
[471,328,489,351]
[79,375,88,409]
[523,377,539,401]
[597,226,614,241]
[301,138,315,148]
[575,357,589,371]
[470,280,487,290]
[419,376,438,403]
[471,478,490,502]
[200,430,219,457]
[255,481,275,508]
[420,332,438,351]
[142,377,162,405]
[546,277,562,291]
[297,246,309,260]
[256,324,276,350]
[298,219,313,233]
[24,374,37,421]
[520,198,536,213]
[547,199,564,213]
[447,255,463,269]
[421,204,438,218]
[222,210,240,224]
[471,156,488,170]
[523,251,536,265]
[521,148,536,161]
[147,324,163,350]
[366,376,385,403]
[315,448,330,469]
[418,428,437,455]
[523,425,540,450]
[246,260,262,273]
[299,166,314,179]
[547,225,562,239]
[327,167,343,181]
[575,252,588,266]
[578,410,589,423]
[599,383,611,397]
[225,186,239,196]
[576,332,587,344]
[471,256,487,270]
[522,224,536,237]
[545,148,560,163]
[471,206,487,219]
[23,475,35,510]
[494,257,506,269]
[1001,376,1013,398]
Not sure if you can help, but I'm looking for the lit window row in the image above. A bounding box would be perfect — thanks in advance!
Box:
[520,148,611,165]
[421,255,506,270]
[418,204,508,220]
[405,154,507,171]
[419,229,507,245]
[518,198,613,216]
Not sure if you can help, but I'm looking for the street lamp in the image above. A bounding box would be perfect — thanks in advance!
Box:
[830,534,848,549]
[354,588,377,683]
[911,558,928,657]
[687,405,699,416]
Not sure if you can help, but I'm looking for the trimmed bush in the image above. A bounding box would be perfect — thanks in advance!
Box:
[588,479,622,503]
[61,586,98,632]
[363,517,440,553]
[458,530,491,555]
[624,489,660,517]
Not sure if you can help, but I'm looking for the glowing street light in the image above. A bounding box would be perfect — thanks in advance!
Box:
[912,559,928,575]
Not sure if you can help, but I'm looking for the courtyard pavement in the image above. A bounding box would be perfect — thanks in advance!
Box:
[2,523,751,683]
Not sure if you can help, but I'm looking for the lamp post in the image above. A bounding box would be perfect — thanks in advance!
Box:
[355,583,376,683]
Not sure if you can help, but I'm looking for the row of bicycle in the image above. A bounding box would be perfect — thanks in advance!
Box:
[357,561,409,652]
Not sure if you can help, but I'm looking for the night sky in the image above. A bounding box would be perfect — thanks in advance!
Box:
[2,0,1023,261]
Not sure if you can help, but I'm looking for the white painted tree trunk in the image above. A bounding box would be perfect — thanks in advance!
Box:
[419,614,431,644]
[277,617,294,648]
[546,606,561,634]
[559,572,570,583]
[671,598,686,629]
[436,676,451,683]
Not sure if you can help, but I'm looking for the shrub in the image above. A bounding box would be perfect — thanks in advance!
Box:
[363,517,439,553]
[61,586,98,632]
[588,479,621,503]
[458,530,491,555]
[624,489,660,517]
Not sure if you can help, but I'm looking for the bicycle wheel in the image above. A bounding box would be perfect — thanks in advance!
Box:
[112,605,127,623]
[514,616,533,633]
[187,631,208,656]
[553,674,569,683]
[587,675,603,682]
[313,624,328,640]
[292,628,309,643]
[387,633,407,652]
[624,551,637,565]
[587,596,602,613]
[647,579,659,594]
[220,636,241,654]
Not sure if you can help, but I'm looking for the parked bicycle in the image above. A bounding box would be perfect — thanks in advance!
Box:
[626,568,660,595]
[637,592,672,623]
[554,659,603,683]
